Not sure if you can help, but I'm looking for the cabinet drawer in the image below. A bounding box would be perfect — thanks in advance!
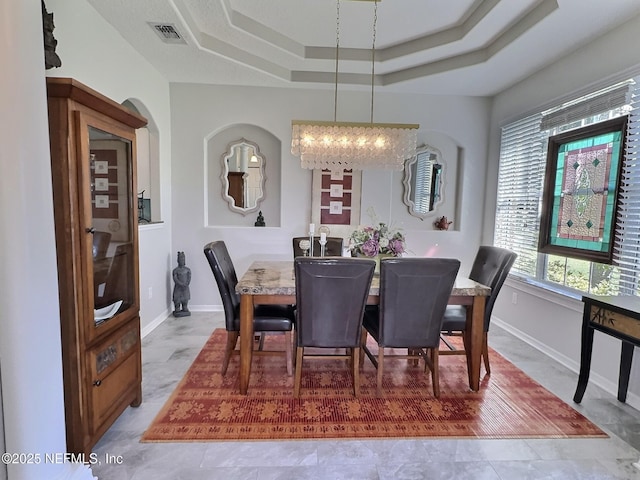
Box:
[90,351,139,431]
[90,322,139,378]
[88,321,140,433]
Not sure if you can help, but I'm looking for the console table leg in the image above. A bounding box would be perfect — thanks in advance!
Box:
[573,318,594,403]
[618,341,634,403]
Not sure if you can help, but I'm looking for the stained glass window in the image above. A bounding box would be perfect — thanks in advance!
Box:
[539,116,627,263]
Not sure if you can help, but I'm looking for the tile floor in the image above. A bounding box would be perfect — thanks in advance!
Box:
[92,312,640,479]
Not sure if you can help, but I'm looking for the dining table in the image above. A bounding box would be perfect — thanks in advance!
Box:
[235,260,491,395]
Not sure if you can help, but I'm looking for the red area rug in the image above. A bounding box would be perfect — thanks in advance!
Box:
[141,329,606,442]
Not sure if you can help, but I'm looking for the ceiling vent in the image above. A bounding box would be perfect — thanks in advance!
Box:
[149,23,187,45]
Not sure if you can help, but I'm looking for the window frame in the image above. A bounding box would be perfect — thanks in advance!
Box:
[494,79,639,298]
[538,116,628,264]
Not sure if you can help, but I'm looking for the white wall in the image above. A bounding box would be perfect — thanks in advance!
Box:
[486,13,640,407]
[6,6,639,476]
[0,1,92,478]
[47,0,174,332]
[170,83,491,309]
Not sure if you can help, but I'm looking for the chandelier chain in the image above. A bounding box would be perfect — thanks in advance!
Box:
[371,0,378,124]
[334,0,341,122]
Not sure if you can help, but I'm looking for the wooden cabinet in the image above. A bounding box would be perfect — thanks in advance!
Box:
[227,171,245,208]
[46,77,147,455]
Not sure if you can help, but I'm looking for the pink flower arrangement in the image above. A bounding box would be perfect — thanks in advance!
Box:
[349,222,405,257]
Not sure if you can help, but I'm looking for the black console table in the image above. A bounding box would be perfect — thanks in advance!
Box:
[574,295,640,403]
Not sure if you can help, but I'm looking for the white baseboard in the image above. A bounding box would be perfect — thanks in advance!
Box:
[140,309,170,338]
[492,316,640,411]
[180,305,224,313]
[140,306,223,338]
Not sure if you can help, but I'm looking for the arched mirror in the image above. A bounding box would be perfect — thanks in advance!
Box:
[402,144,444,219]
[220,138,266,215]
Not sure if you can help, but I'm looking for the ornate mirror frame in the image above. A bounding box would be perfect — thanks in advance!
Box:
[402,144,444,220]
[220,138,266,216]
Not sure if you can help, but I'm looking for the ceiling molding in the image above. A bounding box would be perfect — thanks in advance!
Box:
[175,0,559,87]
[86,0,640,96]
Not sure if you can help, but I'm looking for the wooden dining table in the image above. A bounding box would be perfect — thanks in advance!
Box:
[235,260,491,395]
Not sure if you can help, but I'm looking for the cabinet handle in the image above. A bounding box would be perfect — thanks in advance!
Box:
[86,227,95,234]
[93,379,102,387]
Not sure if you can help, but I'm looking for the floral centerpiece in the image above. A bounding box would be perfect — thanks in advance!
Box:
[349,219,406,258]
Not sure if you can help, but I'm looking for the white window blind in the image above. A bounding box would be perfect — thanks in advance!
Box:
[540,82,631,131]
[494,113,546,277]
[414,154,432,214]
[495,78,640,296]
[615,80,640,295]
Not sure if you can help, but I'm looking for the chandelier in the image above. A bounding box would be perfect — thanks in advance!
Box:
[291,0,419,171]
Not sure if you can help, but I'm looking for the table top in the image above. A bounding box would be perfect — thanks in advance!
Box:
[582,294,640,317]
[236,260,491,297]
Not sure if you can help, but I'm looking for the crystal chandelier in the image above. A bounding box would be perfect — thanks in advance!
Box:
[291,0,419,171]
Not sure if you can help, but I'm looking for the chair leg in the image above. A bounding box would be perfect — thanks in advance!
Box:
[376,347,384,397]
[284,331,293,376]
[482,332,491,375]
[408,348,419,366]
[352,348,360,397]
[221,331,239,375]
[258,332,265,351]
[292,334,298,367]
[294,346,304,398]
[462,327,472,375]
[359,328,367,368]
[431,348,440,398]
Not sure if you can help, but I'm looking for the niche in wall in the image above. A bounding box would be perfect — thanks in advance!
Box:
[386,131,461,230]
[122,99,161,224]
[206,124,282,227]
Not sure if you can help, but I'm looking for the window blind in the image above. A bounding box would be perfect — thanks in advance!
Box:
[540,82,631,131]
[414,154,432,213]
[496,78,640,296]
[494,113,546,277]
[614,79,640,295]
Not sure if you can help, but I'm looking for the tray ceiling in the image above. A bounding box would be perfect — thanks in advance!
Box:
[87,0,640,96]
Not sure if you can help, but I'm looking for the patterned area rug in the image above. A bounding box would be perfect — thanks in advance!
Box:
[141,329,606,442]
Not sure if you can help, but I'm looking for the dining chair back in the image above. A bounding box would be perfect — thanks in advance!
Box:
[440,245,517,375]
[92,231,112,301]
[204,241,295,375]
[362,257,460,397]
[92,231,111,260]
[98,242,133,309]
[292,236,344,257]
[293,256,375,397]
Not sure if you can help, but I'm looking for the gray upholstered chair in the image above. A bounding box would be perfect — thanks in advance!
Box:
[292,236,344,257]
[293,257,375,397]
[204,241,295,376]
[92,231,111,260]
[362,257,460,397]
[92,231,112,301]
[440,246,517,375]
[97,242,133,309]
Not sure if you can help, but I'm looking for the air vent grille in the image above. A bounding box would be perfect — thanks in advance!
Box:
[148,23,187,44]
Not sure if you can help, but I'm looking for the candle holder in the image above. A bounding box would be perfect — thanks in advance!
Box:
[319,235,327,257]
[309,223,315,257]
[298,239,310,257]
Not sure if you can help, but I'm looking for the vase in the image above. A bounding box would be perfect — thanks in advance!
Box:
[354,253,394,273]
[373,254,394,274]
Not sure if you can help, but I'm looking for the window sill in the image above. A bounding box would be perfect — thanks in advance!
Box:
[505,275,583,313]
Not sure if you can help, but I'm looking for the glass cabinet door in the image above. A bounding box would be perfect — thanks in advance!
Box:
[78,118,138,332]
